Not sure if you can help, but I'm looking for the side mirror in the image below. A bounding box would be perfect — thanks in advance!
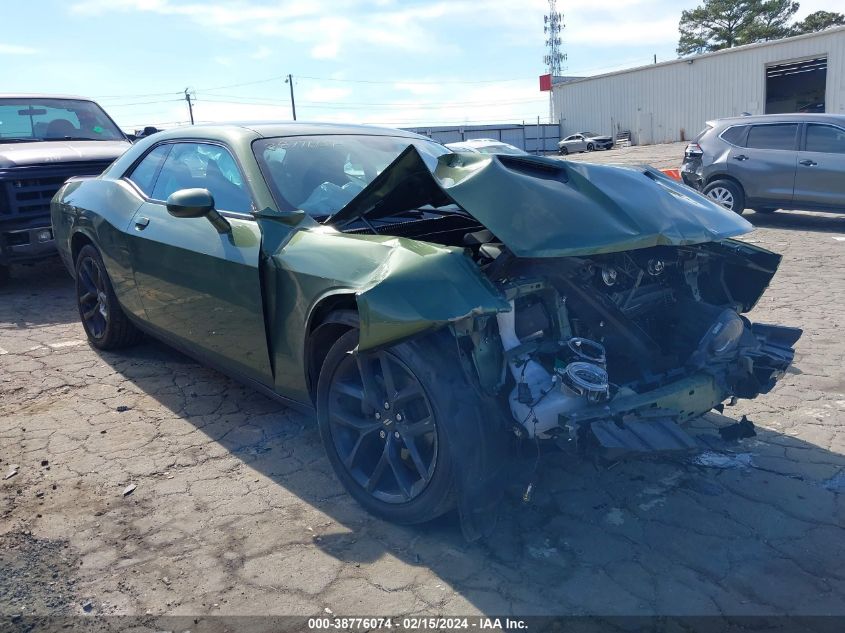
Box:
[166,188,230,233]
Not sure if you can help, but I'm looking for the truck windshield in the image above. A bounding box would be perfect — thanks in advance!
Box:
[0,98,125,142]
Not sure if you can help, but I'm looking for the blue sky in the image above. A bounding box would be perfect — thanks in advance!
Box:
[0,0,829,131]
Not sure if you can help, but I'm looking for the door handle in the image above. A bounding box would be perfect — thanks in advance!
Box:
[799,159,817,167]
[134,216,150,229]
[733,154,749,161]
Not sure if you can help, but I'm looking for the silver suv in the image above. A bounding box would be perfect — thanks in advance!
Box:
[681,113,845,214]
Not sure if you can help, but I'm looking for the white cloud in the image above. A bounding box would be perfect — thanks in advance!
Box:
[301,86,353,102]
[310,41,341,60]
[251,46,273,60]
[0,43,39,55]
[393,82,443,96]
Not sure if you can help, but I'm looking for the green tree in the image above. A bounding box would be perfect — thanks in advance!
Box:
[746,0,799,41]
[792,10,845,34]
[677,0,756,56]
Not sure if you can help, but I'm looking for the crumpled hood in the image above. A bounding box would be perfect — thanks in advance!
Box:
[0,140,131,169]
[329,147,752,258]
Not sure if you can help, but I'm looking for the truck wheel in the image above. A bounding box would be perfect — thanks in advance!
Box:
[704,179,746,214]
[317,317,491,526]
[75,244,142,350]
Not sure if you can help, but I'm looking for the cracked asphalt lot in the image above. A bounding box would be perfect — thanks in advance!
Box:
[2,208,845,621]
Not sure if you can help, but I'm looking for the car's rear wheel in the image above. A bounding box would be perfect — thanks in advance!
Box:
[317,318,480,525]
[75,244,142,350]
[703,179,745,214]
[586,143,594,151]
[559,147,568,155]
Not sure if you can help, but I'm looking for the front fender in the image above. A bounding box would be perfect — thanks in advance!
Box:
[354,240,510,351]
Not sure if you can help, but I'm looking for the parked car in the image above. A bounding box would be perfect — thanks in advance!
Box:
[558,134,591,155]
[52,123,800,539]
[445,138,527,155]
[0,94,131,282]
[579,132,614,150]
[681,113,845,214]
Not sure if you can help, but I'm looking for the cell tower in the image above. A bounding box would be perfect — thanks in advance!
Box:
[543,0,566,121]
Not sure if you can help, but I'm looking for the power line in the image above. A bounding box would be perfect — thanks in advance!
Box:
[194,97,546,111]
[296,75,528,85]
[99,98,184,108]
[200,93,545,108]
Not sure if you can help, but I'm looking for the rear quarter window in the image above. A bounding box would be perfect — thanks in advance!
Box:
[719,125,747,146]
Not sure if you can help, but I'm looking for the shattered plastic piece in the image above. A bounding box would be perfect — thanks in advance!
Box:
[718,415,757,441]
[692,451,753,469]
[122,484,137,497]
[4,465,18,480]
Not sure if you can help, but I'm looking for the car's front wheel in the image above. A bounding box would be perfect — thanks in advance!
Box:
[316,317,489,525]
[586,143,594,151]
[75,244,142,350]
[703,179,746,214]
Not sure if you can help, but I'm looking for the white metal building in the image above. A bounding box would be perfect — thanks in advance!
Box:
[552,26,845,145]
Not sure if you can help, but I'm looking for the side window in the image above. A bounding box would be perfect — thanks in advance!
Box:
[151,142,252,213]
[806,124,845,154]
[720,125,747,146]
[746,124,798,151]
[127,145,171,196]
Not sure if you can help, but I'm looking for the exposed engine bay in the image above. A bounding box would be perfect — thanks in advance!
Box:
[341,208,801,452]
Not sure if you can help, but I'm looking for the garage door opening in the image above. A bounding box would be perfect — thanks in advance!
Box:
[765,56,827,114]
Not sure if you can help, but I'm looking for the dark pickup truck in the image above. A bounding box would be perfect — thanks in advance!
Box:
[0,94,131,281]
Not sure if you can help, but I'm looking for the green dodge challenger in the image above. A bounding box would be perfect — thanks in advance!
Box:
[51,123,800,538]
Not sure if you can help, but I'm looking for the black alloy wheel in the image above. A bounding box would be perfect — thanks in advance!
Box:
[74,244,142,350]
[77,253,110,340]
[326,348,439,504]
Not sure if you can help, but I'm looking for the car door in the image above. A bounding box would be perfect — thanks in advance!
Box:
[562,135,584,152]
[794,122,845,209]
[125,141,273,386]
[729,123,798,205]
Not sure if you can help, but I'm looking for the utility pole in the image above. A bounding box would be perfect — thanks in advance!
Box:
[543,0,566,124]
[285,74,297,121]
[184,88,195,125]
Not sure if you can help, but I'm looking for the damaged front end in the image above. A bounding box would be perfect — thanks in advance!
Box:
[455,240,800,457]
[329,146,801,458]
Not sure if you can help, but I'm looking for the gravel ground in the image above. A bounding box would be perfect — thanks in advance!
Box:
[2,187,845,624]
[557,141,687,171]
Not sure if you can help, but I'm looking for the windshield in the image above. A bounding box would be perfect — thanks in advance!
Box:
[581,132,600,137]
[0,98,125,142]
[253,134,450,217]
